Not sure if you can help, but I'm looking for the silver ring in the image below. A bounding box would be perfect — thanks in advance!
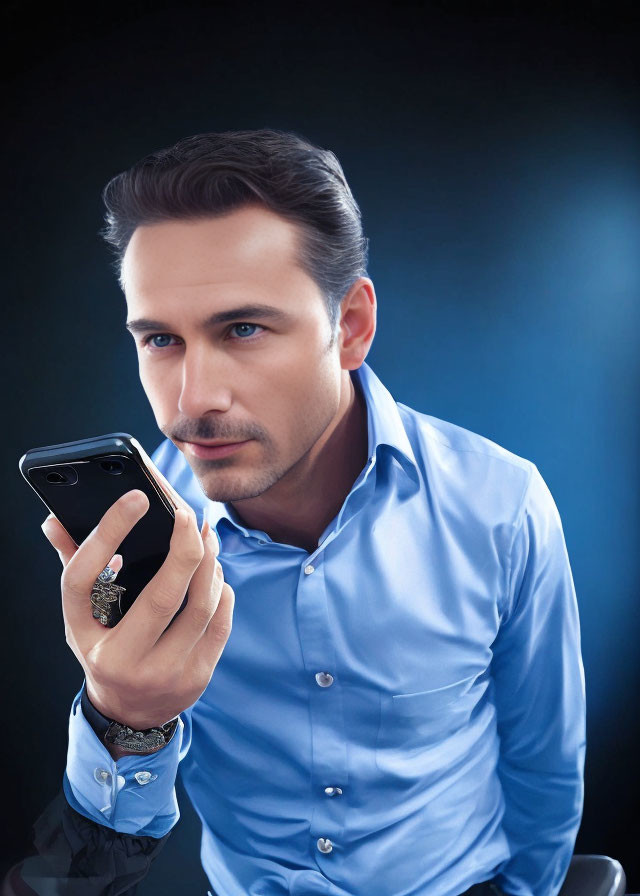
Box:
[98,565,118,584]
[91,566,126,626]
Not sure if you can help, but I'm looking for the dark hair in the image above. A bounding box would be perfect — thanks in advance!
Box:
[99,128,369,340]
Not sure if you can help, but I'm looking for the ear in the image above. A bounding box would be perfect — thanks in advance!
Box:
[338,278,377,370]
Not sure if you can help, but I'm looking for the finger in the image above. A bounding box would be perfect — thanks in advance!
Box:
[61,489,150,650]
[111,504,205,656]
[107,554,124,575]
[184,581,235,686]
[41,514,78,568]
[41,517,123,574]
[97,553,124,580]
[151,520,220,660]
[205,581,235,647]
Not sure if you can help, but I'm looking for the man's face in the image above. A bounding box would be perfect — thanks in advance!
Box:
[123,204,349,504]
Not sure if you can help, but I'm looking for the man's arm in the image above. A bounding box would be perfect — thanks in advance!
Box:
[5,683,193,895]
[6,440,217,895]
[4,788,172,896]
[64,681,193,836]
[491,464,586,896]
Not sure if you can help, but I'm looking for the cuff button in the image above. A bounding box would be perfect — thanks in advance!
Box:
[134,771,158,785]
[93,768,112,786]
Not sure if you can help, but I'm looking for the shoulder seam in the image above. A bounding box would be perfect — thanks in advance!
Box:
[397,403,533,474]
[501,462,538,623]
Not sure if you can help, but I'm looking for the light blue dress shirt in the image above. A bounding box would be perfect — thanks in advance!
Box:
[63,360,586,896]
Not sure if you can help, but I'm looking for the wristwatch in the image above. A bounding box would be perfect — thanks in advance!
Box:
[80,682,179,753]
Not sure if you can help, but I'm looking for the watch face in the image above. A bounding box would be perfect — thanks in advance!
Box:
[105,719,178,751]
[114,729,166,752]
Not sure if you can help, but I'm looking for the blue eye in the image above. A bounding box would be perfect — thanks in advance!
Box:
[145,334,176,349]
[228,323,264,340]
[141,322,265,351]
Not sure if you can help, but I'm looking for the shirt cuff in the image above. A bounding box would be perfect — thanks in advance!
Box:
[64,684,183,837]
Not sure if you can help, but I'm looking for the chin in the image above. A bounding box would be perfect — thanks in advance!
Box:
[194,471,261,504]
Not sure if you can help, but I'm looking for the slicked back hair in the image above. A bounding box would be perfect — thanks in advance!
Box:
[100,129,370,343]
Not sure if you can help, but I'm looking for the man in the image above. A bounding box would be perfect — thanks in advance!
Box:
[20,129,585,896]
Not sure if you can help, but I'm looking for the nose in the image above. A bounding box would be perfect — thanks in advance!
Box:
[177,344,233,419]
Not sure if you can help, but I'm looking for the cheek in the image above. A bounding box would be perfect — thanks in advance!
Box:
[278,374,331,436]
[138,363,175,412]
[138,362,155,396]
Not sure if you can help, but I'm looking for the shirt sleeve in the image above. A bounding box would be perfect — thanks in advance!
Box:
[63,682,194,837]
[491,464,586,896]
[14,785,172,896]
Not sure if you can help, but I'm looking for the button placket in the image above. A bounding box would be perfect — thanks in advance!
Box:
[296,552,347,859]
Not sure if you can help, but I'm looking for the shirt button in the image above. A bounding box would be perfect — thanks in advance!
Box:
[304,564,315,575]
[317,838,333,854]
[93,768,112,786]
[324,786,343,796]
[134,771,158,785]
[315,672,334,687]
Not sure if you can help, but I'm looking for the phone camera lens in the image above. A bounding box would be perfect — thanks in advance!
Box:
[46,471,66,484]
[44,465,78,485]
[100,459,124,475]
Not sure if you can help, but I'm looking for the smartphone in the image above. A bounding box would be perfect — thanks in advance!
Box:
[19,432,188,628]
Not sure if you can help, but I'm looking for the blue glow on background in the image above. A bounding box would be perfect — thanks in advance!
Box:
[366,133,640,729]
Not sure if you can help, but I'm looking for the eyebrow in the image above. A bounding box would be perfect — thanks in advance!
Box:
[125,303,294,335]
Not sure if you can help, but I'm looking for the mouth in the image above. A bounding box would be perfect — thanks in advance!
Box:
[182,439,251,460]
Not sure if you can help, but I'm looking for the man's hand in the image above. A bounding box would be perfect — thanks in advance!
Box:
[40,484,234,740]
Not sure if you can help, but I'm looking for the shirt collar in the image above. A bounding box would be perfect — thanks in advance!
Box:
[206,360,420,531]
[354,360,419,482]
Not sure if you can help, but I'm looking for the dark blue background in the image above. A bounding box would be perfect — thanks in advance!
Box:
[3,1,638,891]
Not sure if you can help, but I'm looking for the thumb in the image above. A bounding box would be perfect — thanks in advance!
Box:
[41,514,78,568]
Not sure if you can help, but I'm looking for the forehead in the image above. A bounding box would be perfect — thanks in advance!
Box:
[121,204,307,299]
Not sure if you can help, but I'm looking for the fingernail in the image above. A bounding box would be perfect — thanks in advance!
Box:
[41,517,54,536]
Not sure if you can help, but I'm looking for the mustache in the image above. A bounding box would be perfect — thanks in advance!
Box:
[168,422,257,443]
